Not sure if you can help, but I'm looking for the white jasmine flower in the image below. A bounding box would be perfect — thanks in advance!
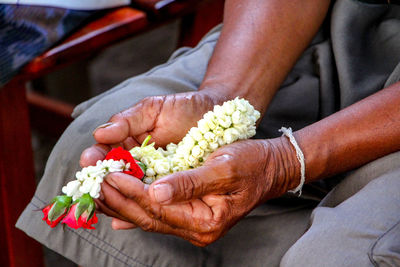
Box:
[79,178,95,194]
[187,155,198,167]
[217,115,232,128]
[222,101,235,115]
[232,110,242,124]
[213,127,224,137]
[166,143,177,153]
[143,177,155,184]
[62,180,81,197]
[223,128,240,144]
[189,127,203,141]
[213,105,225,117]
[89,182,101,199]
[146,168,156,177]
[203,131,217,143]
[182,135,195,149]
[197,119,210,133]
[191,145,204,158]
[198,140,208,150]
[154,160,170,175]
[209,142,219,150]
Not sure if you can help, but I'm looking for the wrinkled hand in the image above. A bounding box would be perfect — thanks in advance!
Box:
[80,91,226,166]
[97,138,299,246]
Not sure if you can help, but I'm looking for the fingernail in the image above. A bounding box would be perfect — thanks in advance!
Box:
[92,122,113,135]
[153,184,173,203]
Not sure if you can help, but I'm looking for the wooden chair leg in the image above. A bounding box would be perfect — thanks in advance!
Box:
[0,81,44,267]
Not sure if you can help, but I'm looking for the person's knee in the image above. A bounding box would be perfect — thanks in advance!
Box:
[280,207,375,267]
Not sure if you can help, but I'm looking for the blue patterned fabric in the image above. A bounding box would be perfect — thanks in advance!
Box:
[0,4,96,87]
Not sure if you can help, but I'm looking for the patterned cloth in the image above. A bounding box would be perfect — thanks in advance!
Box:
[0,4,96,87]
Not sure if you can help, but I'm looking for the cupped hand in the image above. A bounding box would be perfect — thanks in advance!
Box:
[97,138,299,246]
[80,91,226,167]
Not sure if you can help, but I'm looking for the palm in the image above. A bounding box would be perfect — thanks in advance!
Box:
[130,92,220,147]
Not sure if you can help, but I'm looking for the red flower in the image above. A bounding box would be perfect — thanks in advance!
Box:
[105,147,144,178]
[61,204,98,229]
[42,195,72,228]
[42,204,65,228]
[61,194,98,229]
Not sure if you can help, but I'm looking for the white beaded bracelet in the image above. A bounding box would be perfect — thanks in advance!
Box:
[279,127,305,196]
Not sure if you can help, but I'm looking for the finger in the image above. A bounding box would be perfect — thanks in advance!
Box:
[106,173,213,232]
[101,179,199,240]
[93,96,165,144]
[111,218,137,230]
[94,198,129,221]
[148,155,234,204]
[80,144,111,167]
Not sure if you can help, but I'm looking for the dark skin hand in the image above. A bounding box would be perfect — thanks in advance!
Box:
[89,80,400,247]
[79,0,352,246]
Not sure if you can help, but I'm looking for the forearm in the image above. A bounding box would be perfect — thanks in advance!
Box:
[200,0,331,114]
[292,82,400,186]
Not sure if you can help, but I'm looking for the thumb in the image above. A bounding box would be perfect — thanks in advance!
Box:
[149,165,223,204]
[93,96,163,144]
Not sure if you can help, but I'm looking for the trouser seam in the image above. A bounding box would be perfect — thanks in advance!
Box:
[33,196,152,267]
[368,218,400,266]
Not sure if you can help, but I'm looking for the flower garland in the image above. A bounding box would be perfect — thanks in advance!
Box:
[42,97,260,229]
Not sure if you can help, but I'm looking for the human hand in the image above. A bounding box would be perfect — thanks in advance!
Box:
[80,90,227,167]
[97,138,300,246]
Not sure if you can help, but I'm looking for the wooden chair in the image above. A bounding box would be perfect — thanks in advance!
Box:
[0,1,223,266]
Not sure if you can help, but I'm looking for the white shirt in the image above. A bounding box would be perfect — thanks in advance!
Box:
[0,0,130,10]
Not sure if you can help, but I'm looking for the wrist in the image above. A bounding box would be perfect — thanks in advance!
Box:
[259,137,302,200]
[198,80,270,115]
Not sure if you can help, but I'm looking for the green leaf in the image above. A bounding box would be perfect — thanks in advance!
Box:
[74,194,94,220]
[48,195,72,221]
[137,162,147,172]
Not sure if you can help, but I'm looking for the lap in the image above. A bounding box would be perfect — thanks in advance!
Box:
[282,151,400,267]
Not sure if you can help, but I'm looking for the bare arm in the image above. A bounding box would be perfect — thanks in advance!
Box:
[201,0,331,114]
[288,81,400,188]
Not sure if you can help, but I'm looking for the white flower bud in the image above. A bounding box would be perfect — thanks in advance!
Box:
[191,145,204,158]
[213,105,225,117]
[154,160,170,175]
[222,101,236,115]
[235,99,247,112]
[166,143,177,153]
[89,182,101,199]
[146,168,156,177]
[213,127,224,137]
[62,180,81,197]
[72,191,83,201]
[223,128,240,144]
[209,142,219,150]
[217,137,226,146]
[189,127,203,142]
[198,140,208,150]
[182,135,195,149]
[187,155,198,167]
[79,178,95,194]
[203,132,217,143]
[143,177,155,184]
[204,111,217,130]
[197,119,210,133]
[232,110,242,124]
[217,115,232,128]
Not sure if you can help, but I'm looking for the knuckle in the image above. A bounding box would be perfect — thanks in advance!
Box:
[140,219,156,232]
[179,173,197,200]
